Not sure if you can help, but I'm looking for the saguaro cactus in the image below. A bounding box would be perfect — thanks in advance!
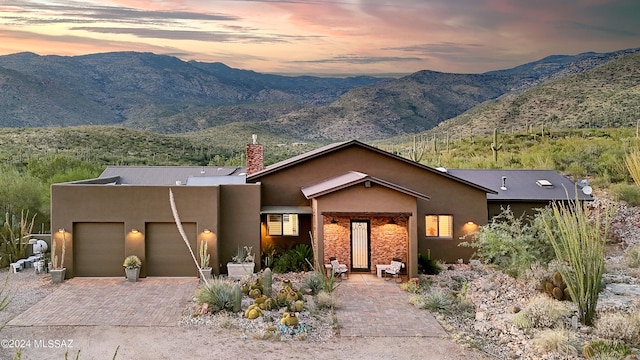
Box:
[490,128,503,163]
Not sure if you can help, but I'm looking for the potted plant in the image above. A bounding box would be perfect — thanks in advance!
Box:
[199,239,212,281]
[123,255,142,282]
[227,246,255,280]
[50,231,66,284]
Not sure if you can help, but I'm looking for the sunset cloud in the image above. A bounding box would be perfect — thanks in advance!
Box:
[0,0,638,75]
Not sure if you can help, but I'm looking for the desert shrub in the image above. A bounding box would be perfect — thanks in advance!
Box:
[315,290,338,309]
[582,339,633,359]
[401,279,427,294]
[541,198,613,326]
[513,295,572,329]
[624,244,640,268]
[460,207,555,278]
[414,288,455,314]
[301,271,324,295]
[610,183,640,206]
[196,278,236,312]
[594,312,640,345]
[418,253,441,275]
[531,328,578,356]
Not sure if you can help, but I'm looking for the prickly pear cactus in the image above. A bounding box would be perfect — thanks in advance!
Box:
[263,268,273,297]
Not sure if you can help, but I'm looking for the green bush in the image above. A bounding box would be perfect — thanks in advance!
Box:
[272,244,313,273]
[460,207,555,278]
[418,253,441,275]
[610,183,640,206]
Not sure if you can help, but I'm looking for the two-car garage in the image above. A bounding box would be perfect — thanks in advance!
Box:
[72,222,198,277]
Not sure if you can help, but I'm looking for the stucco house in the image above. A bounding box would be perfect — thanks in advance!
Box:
[50,139,589,280]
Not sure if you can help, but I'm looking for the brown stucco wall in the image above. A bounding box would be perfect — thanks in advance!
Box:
[252,144,489,265]
[51,183,260,278]
[219,184,261,274]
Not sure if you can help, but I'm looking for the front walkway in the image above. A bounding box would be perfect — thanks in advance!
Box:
[334,273,448,337]
[7,277,199,327]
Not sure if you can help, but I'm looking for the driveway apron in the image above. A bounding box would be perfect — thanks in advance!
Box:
[7,277,199,327]
[334,274,448,337]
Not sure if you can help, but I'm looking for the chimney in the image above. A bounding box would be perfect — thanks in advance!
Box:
[246,134,264,175]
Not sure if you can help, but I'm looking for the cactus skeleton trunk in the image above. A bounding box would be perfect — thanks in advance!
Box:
[169,189,209,285]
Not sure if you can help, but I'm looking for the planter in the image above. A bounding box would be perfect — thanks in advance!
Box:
[50,268,66,284]
[200,267,212,282]
[125,267,140,282]
[227,262,255,280]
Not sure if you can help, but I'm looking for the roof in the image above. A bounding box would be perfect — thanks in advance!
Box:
[99,166,246,185]
[446,169,593,202]
[301,171,431,200]
[248,140,496,194]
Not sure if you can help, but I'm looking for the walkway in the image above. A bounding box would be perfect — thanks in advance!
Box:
[334,273,448,337]
[8,277,199,327]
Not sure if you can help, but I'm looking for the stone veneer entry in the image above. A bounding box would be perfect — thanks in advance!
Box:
[323,216,408,272]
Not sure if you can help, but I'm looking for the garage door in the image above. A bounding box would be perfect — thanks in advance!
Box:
[146,222,198,276]
[74,223,125,277]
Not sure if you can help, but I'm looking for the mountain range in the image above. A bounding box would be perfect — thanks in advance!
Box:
[0,48,638,141]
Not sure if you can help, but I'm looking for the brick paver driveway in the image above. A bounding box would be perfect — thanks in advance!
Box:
[8,277,199,327]
[334,274,448,337]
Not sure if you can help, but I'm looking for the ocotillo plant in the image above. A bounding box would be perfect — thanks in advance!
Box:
[490,128,503,163]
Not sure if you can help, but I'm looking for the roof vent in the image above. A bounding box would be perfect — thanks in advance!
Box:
[500,176,507,191]
[536,179,553,188]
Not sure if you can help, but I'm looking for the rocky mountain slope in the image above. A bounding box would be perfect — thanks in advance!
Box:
[0,48,637,140]
[428,51,640,139]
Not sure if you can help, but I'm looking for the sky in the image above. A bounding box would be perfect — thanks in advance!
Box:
[0,0,639,75]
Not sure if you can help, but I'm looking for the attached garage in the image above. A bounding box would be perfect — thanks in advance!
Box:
[73,222,125,277]
[145,222,198,277]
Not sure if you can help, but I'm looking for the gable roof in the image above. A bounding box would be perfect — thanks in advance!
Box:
[301,171,430,200]
[446,169,592,202]
[99,166,246,185]
[248,140,496,194]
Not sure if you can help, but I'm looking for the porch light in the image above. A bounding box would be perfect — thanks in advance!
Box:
[330,218,338,224]
[203,229,211,234]
[131,228,139,234]
[466,221,475,226]
[58,228,65,233]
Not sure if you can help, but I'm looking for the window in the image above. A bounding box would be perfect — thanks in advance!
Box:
[426,215,453,238]
[267,214,299,236]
